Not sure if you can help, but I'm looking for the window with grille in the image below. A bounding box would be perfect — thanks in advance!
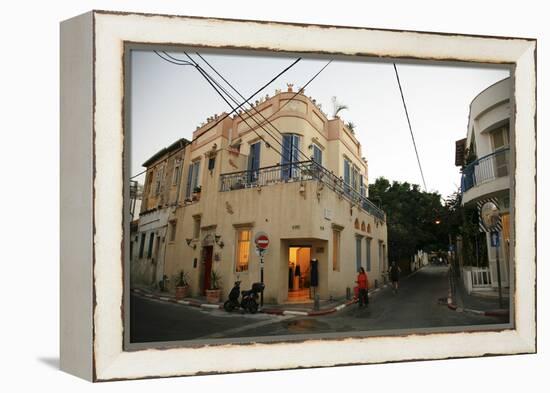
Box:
[366,238,372,271]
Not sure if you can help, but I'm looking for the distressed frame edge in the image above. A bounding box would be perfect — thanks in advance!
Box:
[89,11,537,381]
[59,10,95,381]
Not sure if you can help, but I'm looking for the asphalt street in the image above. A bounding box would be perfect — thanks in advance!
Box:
[130,293,289,343]
[130,265,508,343]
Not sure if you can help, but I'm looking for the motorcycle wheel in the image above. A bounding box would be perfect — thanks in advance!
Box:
[223,300,234,312]
[247,301,258,314]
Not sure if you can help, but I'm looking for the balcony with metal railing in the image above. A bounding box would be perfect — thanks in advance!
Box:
[219,160,386,221]
[461,148,510,204]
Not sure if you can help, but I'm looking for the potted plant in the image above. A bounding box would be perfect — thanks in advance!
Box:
[192,185,202,201]
[205,269,222,304]
[174,270,190,300]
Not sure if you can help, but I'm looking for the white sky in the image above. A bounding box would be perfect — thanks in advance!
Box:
[130,49,509,198]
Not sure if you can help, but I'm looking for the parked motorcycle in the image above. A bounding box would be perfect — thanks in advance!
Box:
[240,282,265,314]
[223,281,265,314]
[223,281,242,312]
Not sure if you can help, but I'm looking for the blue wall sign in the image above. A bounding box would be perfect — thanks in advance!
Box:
[490,231,500,247]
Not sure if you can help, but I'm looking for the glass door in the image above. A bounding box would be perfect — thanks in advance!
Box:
[247,142,261,183]
[282,134,300,180]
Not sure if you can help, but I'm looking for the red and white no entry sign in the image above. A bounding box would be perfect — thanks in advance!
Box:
[254,232,270,250]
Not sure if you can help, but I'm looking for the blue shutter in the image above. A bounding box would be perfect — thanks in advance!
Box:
[282,134,301,179]
[366,238,371,271]
[356,237,362,272]
[281,134,291,180]
[292,135,300,178]
[248,142,261,182]
[344,159,351,194]
[192,161,200,189]
[185,164,193,198]
[313,145,322,165]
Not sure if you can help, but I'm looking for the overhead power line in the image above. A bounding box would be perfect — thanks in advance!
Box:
[130,52,302,180]
[164,52,302,137]
[393,63,428,192]
[182,52,288,162]
[194,52,332,164]
[132,52,333,180]
[194,52,306,162]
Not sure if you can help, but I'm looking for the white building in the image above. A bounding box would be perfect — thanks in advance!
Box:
[455,77,511,293]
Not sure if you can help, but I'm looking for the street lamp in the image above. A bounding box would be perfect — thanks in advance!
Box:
[480,201,503,308]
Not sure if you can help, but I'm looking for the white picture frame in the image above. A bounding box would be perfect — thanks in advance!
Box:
[60,10,536,381]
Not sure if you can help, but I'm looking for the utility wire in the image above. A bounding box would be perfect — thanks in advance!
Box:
[153,51,194,66]
[132,53,332,180]
[130,52,301,180]
[393,63,428,191]
[163,51,302,136]
[192,52,297,160]
[195,52,332,163]
[182,52,288,162]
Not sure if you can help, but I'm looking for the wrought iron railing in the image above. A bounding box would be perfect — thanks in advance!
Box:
[461,148,510,193]
[219,160,386,221]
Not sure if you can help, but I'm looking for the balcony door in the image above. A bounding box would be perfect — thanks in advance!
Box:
[281,134,300,180]
[247,142,261,183]
[343,158,351,195]
[491,126,509,177]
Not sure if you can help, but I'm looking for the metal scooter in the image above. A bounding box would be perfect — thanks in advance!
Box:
[223,281,265,314]
[223,281,242,312]
[240,282,265,314]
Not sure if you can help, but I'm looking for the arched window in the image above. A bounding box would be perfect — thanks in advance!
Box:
[354,218,360,229]
[361,221,366,232]
[367,223,371,233]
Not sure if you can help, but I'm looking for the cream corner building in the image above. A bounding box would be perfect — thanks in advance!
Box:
[131,86,388,304]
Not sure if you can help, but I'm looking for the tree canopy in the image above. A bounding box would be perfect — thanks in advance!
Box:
[368,177,449,263]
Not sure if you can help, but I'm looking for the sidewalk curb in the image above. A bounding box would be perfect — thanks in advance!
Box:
[446,278,509,318]
[131,287,362,317]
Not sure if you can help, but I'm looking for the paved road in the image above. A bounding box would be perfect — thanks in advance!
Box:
[230,265,507,338]
[130,265,507,343]
[130,294,290,343]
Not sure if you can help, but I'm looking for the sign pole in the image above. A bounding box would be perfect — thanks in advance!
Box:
[254,232,269,309]
[482,202,505,311]
[493,232,503,309]
[260,251,264,308]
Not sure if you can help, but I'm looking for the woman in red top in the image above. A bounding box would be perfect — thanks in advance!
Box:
[356,267,369,307]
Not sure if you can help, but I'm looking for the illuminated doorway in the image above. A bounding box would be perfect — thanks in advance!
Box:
[287,246,311,302]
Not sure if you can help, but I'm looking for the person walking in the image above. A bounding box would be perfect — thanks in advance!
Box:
[389,261,401,294]
[356,267,369,307]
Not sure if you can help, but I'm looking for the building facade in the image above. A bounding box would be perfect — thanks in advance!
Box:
[455,77,511,293]
[132,86,388,304]
[130,138,190,288]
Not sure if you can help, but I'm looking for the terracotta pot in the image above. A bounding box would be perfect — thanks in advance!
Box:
[205,289,221,304]
[175,285,189,300]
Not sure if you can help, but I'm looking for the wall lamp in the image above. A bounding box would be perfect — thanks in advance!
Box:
[185,238,196,249]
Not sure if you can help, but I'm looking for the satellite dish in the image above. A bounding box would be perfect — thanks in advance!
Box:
[481,201,500,229]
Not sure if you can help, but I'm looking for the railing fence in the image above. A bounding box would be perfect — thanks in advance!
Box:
[219,160,385,221]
